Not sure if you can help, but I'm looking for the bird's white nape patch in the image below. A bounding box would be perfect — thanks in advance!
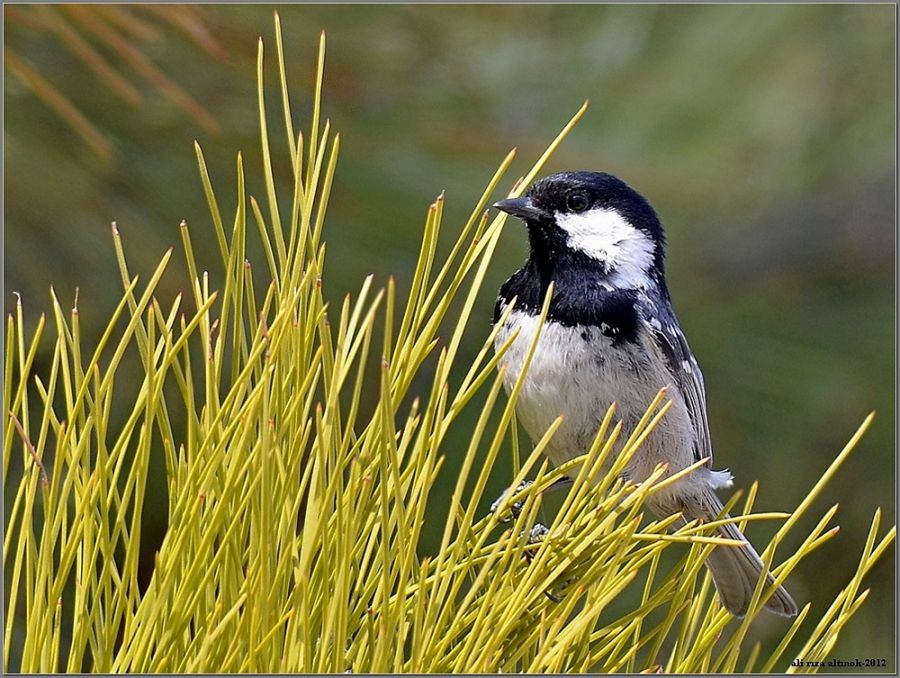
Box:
[555,208,656,288]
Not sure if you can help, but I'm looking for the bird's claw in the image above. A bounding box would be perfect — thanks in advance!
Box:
[523,522,550,543]
[490,480,534,522]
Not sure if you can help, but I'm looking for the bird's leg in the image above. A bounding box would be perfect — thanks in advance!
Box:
[518,523,562,602]
[521,472,644,603]
[490,477,574,604]
[489,476,574,523]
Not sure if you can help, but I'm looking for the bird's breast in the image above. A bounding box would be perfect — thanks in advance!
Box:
[493,308,694,474]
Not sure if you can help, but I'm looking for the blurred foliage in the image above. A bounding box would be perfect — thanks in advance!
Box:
[5,5,223,160]
[4,3,894,667]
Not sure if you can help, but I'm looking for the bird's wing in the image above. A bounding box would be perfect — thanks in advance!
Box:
[637,296,714,469]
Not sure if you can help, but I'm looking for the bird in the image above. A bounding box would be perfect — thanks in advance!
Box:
[491,170,797,618]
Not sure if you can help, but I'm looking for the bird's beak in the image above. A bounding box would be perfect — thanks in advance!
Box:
[493,196,550,222]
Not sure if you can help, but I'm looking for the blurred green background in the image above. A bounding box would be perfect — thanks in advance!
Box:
[5,4,895,667]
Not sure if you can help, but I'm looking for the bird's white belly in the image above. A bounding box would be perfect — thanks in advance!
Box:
[494,310,696,485]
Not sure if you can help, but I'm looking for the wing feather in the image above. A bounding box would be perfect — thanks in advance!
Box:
[638,297,713,468]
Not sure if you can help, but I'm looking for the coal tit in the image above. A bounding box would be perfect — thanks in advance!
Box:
[492,171,797,617]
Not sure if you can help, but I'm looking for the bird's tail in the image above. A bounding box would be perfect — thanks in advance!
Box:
[680,489,798,618]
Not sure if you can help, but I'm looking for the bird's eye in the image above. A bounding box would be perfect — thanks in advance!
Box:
[567,192,590,213]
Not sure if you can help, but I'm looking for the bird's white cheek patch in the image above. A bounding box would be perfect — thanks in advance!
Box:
[555,208,656,288]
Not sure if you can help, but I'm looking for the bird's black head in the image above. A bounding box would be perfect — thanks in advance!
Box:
[494,171,666,286]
